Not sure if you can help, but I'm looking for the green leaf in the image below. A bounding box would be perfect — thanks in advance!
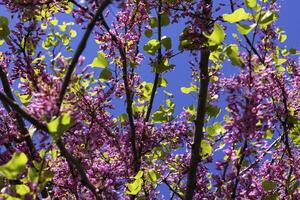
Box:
[278,34,287,43]
[99,68,112,82]
[161,36,172,50]
[152,58,174,73]
[201,140,212,158]
[91,52,109,68]
[126,171,144,195]
[206,104,221,117]
[134,171,143,179]
[0,16,9,26]
[181,84,198,94]
[276,58,287,65]
[64,2,73,14]
[49,19,58,26]
[28,167,38,182]
[150,17,157,28]
[207,122,225,139]
[236,23,256,35]
[144,29,153,38]
[203,23,225,46]
[70,29,77,38]
[0,16,10,40]
[126,179,143,195]
[245,0,257,8]
[257,11,278,28]
[289,48,297,54]
[15,91,32,105]
[222,8,252,23]
[265,129,273,140]
[15,184,30,196]
[262,194,279,200]
[118,113,128,122]
[47,113,74,141]
[290,123,300,145]
[161,13,170,26]
[225,44,243,66]
[143,39,160,55]
[158,77,168,87]
[0,152,28,179]
[262,180,277,191]
[147,170,158,184]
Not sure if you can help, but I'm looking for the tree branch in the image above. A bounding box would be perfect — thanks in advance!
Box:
[184,0,212,198]
[100,12,140,175]
[0,92,102,199]
[57,0,111,112]
[0,68,38,160]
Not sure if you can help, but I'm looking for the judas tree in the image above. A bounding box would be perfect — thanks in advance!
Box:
[0,0,299,199]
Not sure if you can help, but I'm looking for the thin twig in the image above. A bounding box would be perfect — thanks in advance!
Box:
[57,0,111,112]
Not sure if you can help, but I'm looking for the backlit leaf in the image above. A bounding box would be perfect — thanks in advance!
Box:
[0,152,28,179]
[223,8,252,23]
[203,23,225,46]
[91,52,109,68]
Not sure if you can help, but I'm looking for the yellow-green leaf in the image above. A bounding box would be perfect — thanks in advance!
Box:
[203,23,225,46]
[91,52,109,68]
[181,84,198,94]
[245,0,257,8]
[223,8,252,23]
[0,152,28,179]
[236,23,256,35]
[225,44,243,66]
[15,184,30,196]
[47,113,74,140]
[201,140,212,158]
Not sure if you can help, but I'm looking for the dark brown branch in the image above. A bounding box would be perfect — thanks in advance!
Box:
[57,0,111,112]
[0,68,38,160]
[0,92,102,199]
[184,0,212,198]
[184,48,210,200]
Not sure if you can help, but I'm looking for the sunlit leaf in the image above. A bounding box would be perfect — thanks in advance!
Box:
[143,39,160,55]
[0,152,28,179]
[91,52,109,68]
[225,44,243,66]
[15,184,30,196]
[245,0,257,8]
[47,113,74,140]
[181,84,198,94]
[236,23,256,35]
[203,23,225,46]
[201,140,212,158]
[223,8,252,23]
